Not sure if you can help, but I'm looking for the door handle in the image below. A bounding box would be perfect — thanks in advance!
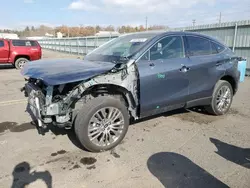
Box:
[216,62,223,66]
[180,65,190,73]
[149,63,155,67]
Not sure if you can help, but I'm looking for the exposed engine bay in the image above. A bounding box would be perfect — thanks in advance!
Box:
[22,60,139,129]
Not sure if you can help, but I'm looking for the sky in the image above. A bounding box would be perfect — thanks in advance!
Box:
[1,0,250,30]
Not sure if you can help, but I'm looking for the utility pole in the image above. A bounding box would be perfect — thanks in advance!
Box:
[219,12,222,25]
[192,19,196,27]
[79,24,83,36]
[146,16,148,31]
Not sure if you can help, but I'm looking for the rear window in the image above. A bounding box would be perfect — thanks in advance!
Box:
[12,40,38,47]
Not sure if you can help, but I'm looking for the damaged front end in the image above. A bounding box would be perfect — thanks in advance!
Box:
[22,60,139,130]
[24,79,80,129]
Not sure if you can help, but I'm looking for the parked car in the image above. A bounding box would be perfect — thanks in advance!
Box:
[21,31,240,152]
[0,39,42,69]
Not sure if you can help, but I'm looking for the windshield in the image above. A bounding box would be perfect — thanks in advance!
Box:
[85,33,159,63]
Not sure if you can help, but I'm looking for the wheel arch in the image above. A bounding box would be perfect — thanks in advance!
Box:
[14,55,30,63]
[74,83,138,119]
[86,84,136,106]
[219,75,237,95]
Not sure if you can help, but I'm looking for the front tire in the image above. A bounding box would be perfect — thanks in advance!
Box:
[14,58,29,69]
[205,80,233,115]
[74,95,129,152]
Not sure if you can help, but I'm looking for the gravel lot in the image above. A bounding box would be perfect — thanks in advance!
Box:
[0,49,250,188]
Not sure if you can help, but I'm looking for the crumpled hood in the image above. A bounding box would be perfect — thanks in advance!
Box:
[21,58,115,85]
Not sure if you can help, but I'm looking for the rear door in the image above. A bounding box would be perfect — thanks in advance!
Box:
[0,40,9,63]
[184,35,225,101]
[136,35,189,117]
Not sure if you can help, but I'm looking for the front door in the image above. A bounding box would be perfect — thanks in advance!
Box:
[136,35,189,117]
[0,40,9,63]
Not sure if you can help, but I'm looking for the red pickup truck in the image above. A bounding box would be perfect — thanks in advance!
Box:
[0,39,42,69]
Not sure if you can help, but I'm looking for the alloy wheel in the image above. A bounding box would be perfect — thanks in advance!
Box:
[87,107,125,147]
[18,60,27,69]
[216,85,232,112]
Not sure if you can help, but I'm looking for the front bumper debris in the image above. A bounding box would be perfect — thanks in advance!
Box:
[24,82,72,128]
[25,83,44,127]
[28,95,42,127]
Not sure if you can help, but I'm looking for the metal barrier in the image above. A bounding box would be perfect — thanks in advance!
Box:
[38,35,118,55]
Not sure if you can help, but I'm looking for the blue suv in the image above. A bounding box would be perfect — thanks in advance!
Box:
[22,31,240,152]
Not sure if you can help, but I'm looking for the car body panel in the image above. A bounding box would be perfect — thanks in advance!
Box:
[0,40,10,63]
[136,32,239,117]
[184,54,225,100]
[137,57,189,117]
[21,58,115,85]
[136,34,190,117]
[183,35,239,101]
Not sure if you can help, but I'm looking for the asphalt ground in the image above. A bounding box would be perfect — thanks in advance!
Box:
[0,49,249,188]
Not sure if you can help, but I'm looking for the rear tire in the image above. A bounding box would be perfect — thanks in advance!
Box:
[205,80,233,116]
[74,95,129,152]
[14,58,29,69]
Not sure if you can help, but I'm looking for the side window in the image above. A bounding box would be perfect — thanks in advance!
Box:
[0,40,4,47]
[150,36,184,60]
[141,50,150,61]
[12,40,25,46]
[187,36,212,56]
[30,41,38,46]
[211,41,218,54]
[140,36,184,61]
[211,42,225,53]
[12,40,37,47]
[25,41,31,46]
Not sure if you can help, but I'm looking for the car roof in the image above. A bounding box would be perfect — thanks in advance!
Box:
[11,39,37,41]
[121,31,223,44]
[0,39,36,41]
[180,31,223,43]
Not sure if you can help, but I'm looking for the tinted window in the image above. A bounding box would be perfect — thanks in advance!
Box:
[211,42,218,54]
[143,36,184,61]
[141,51,150,61]
[0,40,4,47]
[30,41,38,46]
[211,42,225,53]
[12,40,38,47]
[187,36,212,56]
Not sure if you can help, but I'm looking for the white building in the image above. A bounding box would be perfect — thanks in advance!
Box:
[45,32,54,37]
[56,32,63,38]
[0,33,19,39]
[95,31,120,37]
